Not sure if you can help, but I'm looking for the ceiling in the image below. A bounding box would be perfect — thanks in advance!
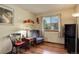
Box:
[16,4,75,15]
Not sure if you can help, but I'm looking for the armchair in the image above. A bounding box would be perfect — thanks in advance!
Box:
[31,30,44,44]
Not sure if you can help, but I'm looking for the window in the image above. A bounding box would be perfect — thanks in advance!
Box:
[42,16,60,32]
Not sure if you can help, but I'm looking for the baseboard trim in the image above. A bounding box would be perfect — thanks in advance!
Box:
[44,41,64,45]
[6,51,12,54]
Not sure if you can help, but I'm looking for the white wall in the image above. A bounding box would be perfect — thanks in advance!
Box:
[76,5,79,38]
[75,5,79,53]
[0,4,36,53]
[36,8,75,44]
[0,4,36,38]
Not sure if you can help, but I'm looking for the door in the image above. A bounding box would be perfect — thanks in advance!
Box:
[64,24,76,53]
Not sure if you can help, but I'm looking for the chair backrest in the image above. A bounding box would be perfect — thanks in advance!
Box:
[31,30,40,38]
[9,34,16,46]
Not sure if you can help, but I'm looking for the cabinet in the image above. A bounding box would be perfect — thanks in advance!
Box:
[64,24,76,53]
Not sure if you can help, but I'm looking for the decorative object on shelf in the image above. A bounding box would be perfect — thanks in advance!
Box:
[36,17,39,24]
[23,19,34,24]
[22,19,35,30]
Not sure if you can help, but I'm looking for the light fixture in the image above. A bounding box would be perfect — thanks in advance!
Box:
[72,13,79,17]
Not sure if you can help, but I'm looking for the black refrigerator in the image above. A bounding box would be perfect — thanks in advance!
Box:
[64,24,76,53]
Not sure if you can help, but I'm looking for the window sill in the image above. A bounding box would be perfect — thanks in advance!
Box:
[45,30,59,32]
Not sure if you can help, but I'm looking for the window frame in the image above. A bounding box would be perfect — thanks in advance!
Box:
[42,14,62,32]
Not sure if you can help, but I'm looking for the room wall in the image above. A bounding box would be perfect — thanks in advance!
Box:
[0,4,36,38]
[0,4,36,53]
[76,5,79,38]
[36,8,76,44]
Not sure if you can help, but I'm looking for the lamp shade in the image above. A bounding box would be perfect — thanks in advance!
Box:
[72,13,79,17]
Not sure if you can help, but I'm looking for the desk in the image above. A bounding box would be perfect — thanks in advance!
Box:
[26,38,34,46]
[22,38,34,49]
[15,41,25,46]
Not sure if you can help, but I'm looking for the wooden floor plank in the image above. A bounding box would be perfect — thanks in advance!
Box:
[19,42,67,54]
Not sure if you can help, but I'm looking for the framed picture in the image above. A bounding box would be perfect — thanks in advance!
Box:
[0,5,14,24]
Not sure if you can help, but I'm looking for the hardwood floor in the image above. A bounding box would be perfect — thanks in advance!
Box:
[20,42,67,54]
